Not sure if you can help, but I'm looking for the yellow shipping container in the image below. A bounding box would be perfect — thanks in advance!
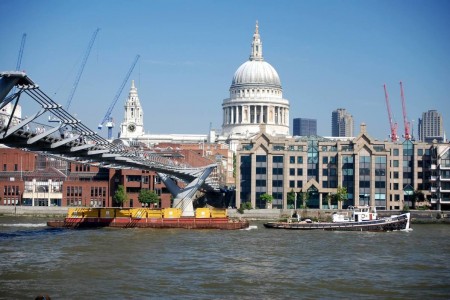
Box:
[163,208,181,218]
[100,208,116,218]
[68,208,99,218]
[146,209,163,219]
[130,208,148,219]
[115,208,133,218]
[195,208,211,218]
[211,208,227,218]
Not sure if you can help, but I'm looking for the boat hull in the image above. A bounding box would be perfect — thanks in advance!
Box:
[263,213,410,232]
[47,217,249,230]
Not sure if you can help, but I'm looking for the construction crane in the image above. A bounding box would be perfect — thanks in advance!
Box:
[383,84,398,142]
[65,28,100,111]
[399,81,411,140]
[98,54,140,139]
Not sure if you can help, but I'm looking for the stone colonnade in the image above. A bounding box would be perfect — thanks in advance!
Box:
[223,105,288,126]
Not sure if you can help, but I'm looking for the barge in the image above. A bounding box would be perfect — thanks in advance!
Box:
[264,206,411,232]
[47,207,249,230]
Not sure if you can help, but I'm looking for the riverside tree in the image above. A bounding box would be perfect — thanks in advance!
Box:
[260,193,273,209]
[113,185,128,207]
[335,186,347,209]
[138,189,160,207]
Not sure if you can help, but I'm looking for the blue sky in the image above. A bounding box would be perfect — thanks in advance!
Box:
[1,0,449,140]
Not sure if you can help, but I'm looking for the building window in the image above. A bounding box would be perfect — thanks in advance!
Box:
[289,168,295,176]
[290,156,295,164]
[256,155,267,162]
[323,157,328,164]
[393,149,399,156]
[393,160,399,167]
[297,169,303,176]
[297,156,303,164]
[273,156,283,163]
[256,167,266,174]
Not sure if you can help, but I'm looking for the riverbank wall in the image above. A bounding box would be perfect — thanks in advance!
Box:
[0,206,68,217]
[228,208,450,224]
[1,206,449,223]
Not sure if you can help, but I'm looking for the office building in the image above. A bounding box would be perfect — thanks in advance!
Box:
[418,110,445,142]
[235,124,450,211]
[331,108,354,137]
[293,118,317,136]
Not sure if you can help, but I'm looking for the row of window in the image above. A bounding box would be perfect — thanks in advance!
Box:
[66,186,107,197]
[3,185,20,196]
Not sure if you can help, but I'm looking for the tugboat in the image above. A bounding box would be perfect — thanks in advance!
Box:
[47,207,249,230]
[263,206,410,232]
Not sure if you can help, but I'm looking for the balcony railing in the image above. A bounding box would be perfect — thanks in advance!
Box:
[430,176,437,181]
[430,198,439,203]
[440,176,450,181]
[440,187,450,192]
[440,164,450,170]
[430,187,437,193]
[441,198,450,203]
[431,164,437,170]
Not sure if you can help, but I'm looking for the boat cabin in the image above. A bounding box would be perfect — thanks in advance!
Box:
[332,206,378,223]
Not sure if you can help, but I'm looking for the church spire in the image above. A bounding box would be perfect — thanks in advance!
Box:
[129,80,138,98]
[250,21,263,61]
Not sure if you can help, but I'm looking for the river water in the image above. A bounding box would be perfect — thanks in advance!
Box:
[0,216,449,299]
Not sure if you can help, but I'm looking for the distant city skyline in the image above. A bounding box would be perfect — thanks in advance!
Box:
[0,0,449,141]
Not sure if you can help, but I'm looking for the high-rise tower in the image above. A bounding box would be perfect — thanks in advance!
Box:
[331,108,354,137]
[418,110,445,142]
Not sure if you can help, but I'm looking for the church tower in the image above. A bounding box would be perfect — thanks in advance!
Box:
[120,80,144,138]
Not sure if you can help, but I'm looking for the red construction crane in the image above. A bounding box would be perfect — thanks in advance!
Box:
[383,84,399,142]
[399,81,411,140]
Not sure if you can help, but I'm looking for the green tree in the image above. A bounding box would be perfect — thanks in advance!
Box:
[260,193,273,208]
[287,189,296,208]
[299,190,309,208]
[113,185,128,207]
[335,186,347,209]
[412,190,425,209]
[138,189,160,207]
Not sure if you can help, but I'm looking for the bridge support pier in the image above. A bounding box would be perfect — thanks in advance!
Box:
[158,166,214,217]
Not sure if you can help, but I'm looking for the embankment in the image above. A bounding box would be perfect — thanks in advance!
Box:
[1,206,449,223]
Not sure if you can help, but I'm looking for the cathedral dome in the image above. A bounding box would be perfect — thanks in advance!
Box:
[231,60,281,88]
[221,21,290,141]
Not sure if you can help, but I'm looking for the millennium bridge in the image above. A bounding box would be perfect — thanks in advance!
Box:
[0,71,220,216]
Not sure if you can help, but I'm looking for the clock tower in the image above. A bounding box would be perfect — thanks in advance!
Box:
[120,80,144,138]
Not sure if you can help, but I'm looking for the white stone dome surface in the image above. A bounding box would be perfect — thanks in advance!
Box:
[231,60,281,88]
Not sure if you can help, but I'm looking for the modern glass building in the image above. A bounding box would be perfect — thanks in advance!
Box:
[293,118,317,136]
[236,124,450,211]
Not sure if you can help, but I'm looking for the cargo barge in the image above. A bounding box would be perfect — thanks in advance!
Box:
[47,207,249,230]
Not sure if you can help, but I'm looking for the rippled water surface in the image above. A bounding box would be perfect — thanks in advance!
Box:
[0,216,449,299]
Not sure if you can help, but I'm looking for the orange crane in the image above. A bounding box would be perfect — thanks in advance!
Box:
[383,84,399,142]
[399,81,411,140]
